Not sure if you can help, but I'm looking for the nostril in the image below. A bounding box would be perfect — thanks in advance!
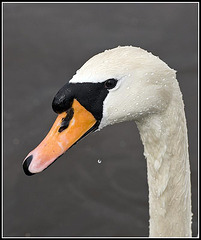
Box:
[23,155,35,176]
[58,107,74,132]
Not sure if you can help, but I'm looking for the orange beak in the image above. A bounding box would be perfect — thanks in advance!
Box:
[23,99,97,175]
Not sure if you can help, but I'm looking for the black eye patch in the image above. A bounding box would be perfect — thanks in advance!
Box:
[52,79,118,121]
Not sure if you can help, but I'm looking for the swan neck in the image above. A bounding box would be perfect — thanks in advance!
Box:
[136,88,192,237]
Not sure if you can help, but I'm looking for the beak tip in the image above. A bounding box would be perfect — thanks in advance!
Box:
[23,155,35,176]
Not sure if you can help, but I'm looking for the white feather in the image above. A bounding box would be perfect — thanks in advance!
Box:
[70,46,192,237]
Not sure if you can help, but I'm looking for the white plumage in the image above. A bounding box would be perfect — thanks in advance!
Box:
[70,46,192,237]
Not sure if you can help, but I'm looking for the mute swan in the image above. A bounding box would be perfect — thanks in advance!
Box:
[23,46,192,237]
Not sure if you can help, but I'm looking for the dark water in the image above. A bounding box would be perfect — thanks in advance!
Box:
[3,3,198,237]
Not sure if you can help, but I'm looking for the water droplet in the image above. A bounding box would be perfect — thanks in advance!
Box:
[136,103,139,105]
[115,108,118,112]
[127,113,131,116]
[97,159,102,164]
[127,86,130,90]
[151,72,154,75]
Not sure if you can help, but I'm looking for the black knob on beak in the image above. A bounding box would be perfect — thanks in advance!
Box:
[52,83,74,113]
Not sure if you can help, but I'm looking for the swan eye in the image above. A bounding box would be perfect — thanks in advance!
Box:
[104,79,118,89]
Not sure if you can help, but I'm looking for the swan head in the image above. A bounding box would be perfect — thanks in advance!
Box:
[23,46,176,175]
